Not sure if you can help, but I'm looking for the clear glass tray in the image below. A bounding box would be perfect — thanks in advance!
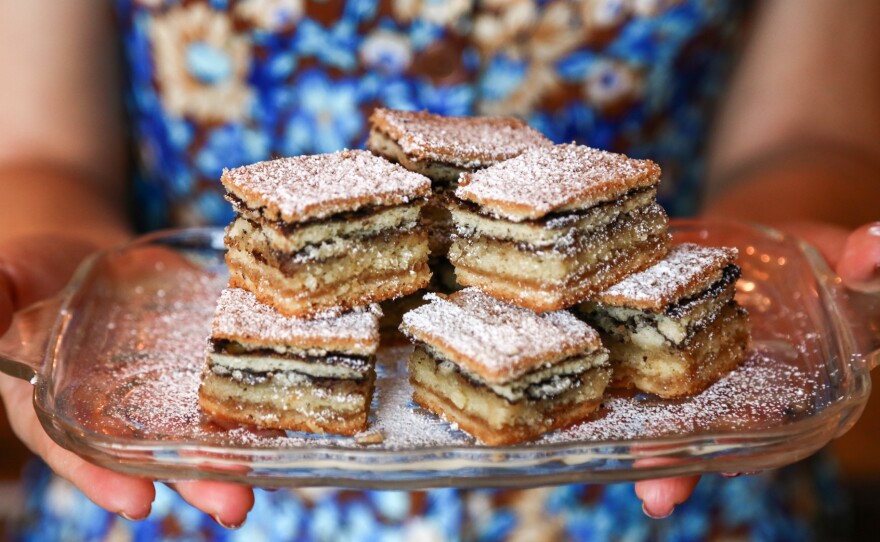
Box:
[1,221,877,489]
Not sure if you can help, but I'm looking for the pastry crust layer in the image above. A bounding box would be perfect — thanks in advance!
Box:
[409,348,609,445]
[595,243,739,310]
[221,149,431,224]
[199,371,373,435]
[400,288,604,384]
[455,144,661,222]
[368,108,551,170]
[211,288,380,357]
[450,231,669,312]
[228,248,431,318]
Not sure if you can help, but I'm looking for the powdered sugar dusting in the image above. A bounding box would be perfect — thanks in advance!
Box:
[221,149,431,223]
[41,224,850,486]
[455,144,661,222]
[400,288,602,383]
[542,347,815,443]
[212,288,380,354]
[371,108,551,168]
[597,243,738,309]
[56,268,822,454]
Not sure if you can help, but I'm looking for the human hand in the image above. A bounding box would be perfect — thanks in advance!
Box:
[776,221,880,292]
[0,235,255,526]
[634,472,700,519]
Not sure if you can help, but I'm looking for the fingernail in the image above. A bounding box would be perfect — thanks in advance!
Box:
[721,472,741,478]
[213,515,244,530]
[119,509,150,522]
[642,502,674,519]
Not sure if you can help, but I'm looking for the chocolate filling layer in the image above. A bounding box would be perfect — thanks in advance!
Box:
[249,226,424,273]
[665,264,741,319]
[226,193,427,233]
[453,202,667,259]
[588,297,740,348]
[209,363,374,386]
[211,339,372,373]
[451,186,656,229]
[416,345,590,403]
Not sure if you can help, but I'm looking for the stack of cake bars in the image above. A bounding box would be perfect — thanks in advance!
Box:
[376,113,749,444]
[199,149,433,435]
[222,149,432,317]
[199,109,751,444]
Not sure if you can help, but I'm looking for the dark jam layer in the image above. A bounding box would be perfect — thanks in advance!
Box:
[227,192,427,234]
[418,345,587,404]
[450,186,655,229]
[584,270,741,348]
[209,363,374,387]
[211,339,372,374]
[248,224,424,273]
[665,264,741,319]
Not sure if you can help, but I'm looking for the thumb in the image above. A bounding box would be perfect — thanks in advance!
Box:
[634,475,701,519]
[837,222,880,293]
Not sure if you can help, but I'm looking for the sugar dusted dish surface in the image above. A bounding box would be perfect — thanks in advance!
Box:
[60,270,810,448]
[13,224,871,489]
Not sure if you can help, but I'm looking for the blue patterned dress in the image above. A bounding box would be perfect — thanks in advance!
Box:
[12,1,847,541]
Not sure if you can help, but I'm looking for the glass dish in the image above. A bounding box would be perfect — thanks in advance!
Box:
[1,221,877,490]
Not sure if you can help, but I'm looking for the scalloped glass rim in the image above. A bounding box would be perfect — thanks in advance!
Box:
[25,221,874,488]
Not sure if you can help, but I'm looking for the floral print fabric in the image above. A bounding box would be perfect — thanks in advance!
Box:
[15,457,845,541]
[118,0,746,228]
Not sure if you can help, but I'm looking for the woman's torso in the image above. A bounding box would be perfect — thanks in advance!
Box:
[17,2,847,542]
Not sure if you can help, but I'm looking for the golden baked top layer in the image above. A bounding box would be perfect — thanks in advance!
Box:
[455,144,660,222]
[221,149,431,224]
[211,288,381,356]
[595,243,738,311]
[400,288,603,385]
[369,108,551,169]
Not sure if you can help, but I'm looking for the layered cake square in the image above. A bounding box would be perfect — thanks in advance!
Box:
[400,288,611,445]
[448,143,671,312]
[199,288,380,435]
[580,243,750,398]
[367,108,552,186]
[369,109,551,258]
[222,149,433,317]
[368,109,551,332]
